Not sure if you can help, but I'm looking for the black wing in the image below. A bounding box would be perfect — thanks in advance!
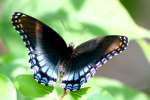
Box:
[61,35,128,91]
[12,12,68,86]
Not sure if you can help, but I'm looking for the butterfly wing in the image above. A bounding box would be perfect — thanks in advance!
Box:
[61,35,128,91]
[12,12,68,86]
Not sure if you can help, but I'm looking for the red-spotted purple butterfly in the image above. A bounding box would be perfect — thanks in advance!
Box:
[11,12,128,91]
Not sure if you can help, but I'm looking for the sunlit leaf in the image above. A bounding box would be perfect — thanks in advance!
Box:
[85,77,150,100]
[137,39,150,63]
[0,74,16,100]
[70,87,90,100]
[14,74,53,97]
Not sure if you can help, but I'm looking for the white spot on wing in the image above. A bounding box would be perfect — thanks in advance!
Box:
[111,50,118,56]
[86,73,91,80]
[16,13,21,16]
[24,34,28,39]
[29,47,34,52]
[20,30,24,33]
[15,20,18,23]
[124,47,127,50]
[67,73,74,81]
[14,15,18,19]
[62,74,68,81]
[72,84,79,91]
[16,30,20,33]
[106,53,112,59]
[41,66,49,73]
[30,54,35,58]
[96,61,101,66]
[123,36,127,40]
[26,41,30,45]
[39,59,47,66]
[96,61,102,70]
[16,25,20,28]
[48,80,55,86]
[37,55,44,61]
[79,70,84,76]
[74,72,79,80]
[101,58,107,64]
[88,65,92,69]
[123,40,127,44]
[66,84,72,90]
[47,68,53,76]
[31,59,36,65]
[90,68,96,76]
[84,66,89,73]
[31,65,39,74]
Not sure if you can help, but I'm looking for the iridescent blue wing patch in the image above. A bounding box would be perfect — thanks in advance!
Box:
[61,36,128,91]
[12,12,68,86]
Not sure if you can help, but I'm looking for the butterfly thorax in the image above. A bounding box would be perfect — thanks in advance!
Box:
[66,43,79,59]
[57,44,76,80]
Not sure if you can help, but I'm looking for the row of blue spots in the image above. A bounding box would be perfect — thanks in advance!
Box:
[34,72,55,85]
[65,84,80,91]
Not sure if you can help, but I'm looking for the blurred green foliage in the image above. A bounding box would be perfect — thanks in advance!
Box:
[0,0,150,100]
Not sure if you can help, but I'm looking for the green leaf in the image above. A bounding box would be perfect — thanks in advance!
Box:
[0,74,16,100]
[137,39,150,63]
[70,87,90,100]
[14,74,53,97]
[55,85,64,96]
[61,0,150,44]
[85,77,150,100]
[70,0,85,10]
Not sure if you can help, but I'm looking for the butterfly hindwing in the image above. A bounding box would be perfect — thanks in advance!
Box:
[61,35,128,91]
[12,12,68,86]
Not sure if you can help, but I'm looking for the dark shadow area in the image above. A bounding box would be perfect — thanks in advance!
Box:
[145,38,150,44]
[120,0,150,29]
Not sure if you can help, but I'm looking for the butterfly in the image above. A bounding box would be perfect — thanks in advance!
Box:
[11,12,128,91]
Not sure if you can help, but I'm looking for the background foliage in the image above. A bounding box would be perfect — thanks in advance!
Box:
[0,0,150,100]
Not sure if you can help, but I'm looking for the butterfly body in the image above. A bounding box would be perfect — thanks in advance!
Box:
[12,12,128,91]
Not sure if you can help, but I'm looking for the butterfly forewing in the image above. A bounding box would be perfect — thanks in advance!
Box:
[12,12,68,86]
[61,35,128,91]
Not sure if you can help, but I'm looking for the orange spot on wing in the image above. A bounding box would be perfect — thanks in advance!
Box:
[35,22,43,38]
[35,22,42,33]
[106,40,122,53]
